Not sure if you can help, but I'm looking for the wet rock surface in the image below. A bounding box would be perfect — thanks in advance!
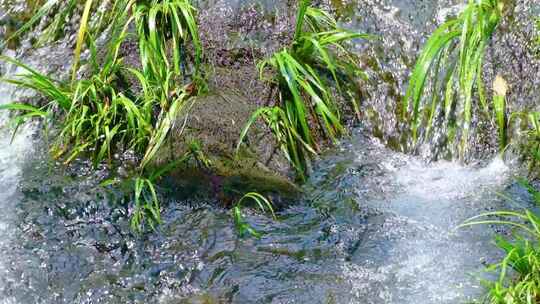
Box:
[345,0,540,161]
[153,85,300,204]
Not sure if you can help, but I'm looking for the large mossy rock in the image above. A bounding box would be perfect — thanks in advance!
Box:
[153,86,301,206]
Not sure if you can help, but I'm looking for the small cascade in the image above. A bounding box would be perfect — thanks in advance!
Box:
[342,156,514,303]
[341,0,540,161]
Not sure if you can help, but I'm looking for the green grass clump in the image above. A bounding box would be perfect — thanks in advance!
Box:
[1,11,186,168]
[134,0,203,87]
[6,0,77,45]
[0,0,200,232]
[8,0,126,45]
[130,177,162,231]
[6,0,127,79]
[462,207,540,304]
[404,0,504,155]
[7,0,204,88]
[238,0,370,180]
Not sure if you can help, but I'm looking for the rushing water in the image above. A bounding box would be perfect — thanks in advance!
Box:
[0,126,533,303]
[0,0,539,303]
[0,52,37,304]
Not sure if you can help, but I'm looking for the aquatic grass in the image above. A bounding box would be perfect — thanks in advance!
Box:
[0,57,137,166]
[239,0,370,180]
[461,209,540,304]
[1,7,198,231]
[0,0,212,235]
[2,9,138,164]
[233,192,276,238]
[3,0,199,167]
[100,148,200,232]
[134,0,203,85]
[131,176,162,231]
[1,61,194,231]
[238,106,317,180]
[404,0,504,155]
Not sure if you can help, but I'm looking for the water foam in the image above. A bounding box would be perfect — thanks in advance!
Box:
[345,156,513,304]
[0,55,36,304]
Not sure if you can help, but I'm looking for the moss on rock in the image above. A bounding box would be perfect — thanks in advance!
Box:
[153,79,300,205]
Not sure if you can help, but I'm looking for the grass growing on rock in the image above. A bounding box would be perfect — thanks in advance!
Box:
[0,0,201,231]
[1,13,190,170]
[134,0,203,87]
[404,0,504,156]
[238,0,370,180]
[6,0,126,49]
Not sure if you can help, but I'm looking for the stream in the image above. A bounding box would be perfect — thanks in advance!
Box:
[0,120,532,304]
[1,0,540,303]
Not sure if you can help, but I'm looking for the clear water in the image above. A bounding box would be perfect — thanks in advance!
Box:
[0,127,531,303]
[0,0,538,303]
[0,54,38,304]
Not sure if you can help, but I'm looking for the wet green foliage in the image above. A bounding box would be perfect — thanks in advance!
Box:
[517,112,540,179]
[492,75,508,150]
[130,177,162,231]
[6,0,125,49]
[4,0,106,83]
[404,0,504,155]
[233,192,275,238]
[0,0,203,232]
[238,0,370,180]
[462,195,540,304]
[1,15,190,170]
[134,0,203,87]
[6,0,203,87]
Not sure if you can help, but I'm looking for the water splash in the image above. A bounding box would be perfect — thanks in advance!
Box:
[0,52,37,304]
[343,155,512,304]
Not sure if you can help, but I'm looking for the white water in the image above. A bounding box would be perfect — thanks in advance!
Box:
[0,56,36,304]
[342,154,514,304]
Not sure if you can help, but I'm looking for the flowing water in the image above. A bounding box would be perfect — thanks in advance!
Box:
[0,0,539,303]
[0,52,37,304]
[0,126,533,304]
